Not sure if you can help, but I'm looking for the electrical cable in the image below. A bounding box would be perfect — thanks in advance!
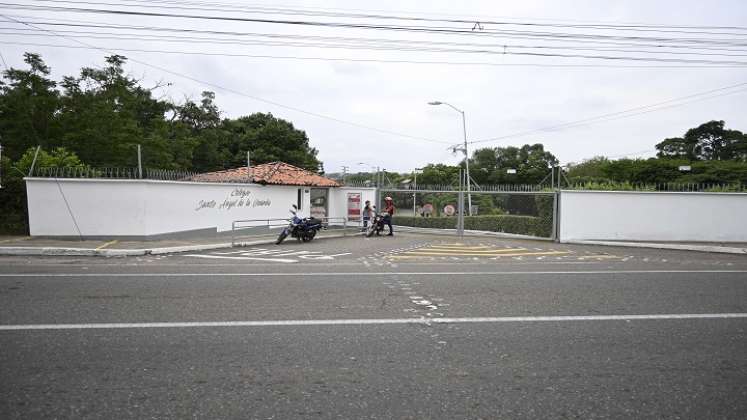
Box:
[4,26,747,58]
[24,0,747,35]
[469,84,747,145]
[5,40,747,68]
[0,14,453,145]
[3,3,747,49]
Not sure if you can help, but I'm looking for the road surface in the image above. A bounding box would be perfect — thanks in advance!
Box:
[2,233,746,419]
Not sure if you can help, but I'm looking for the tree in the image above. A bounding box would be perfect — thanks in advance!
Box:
[416,163,460,186]
[15,146,86,173]
[0,147,86,234]
[220,113,321,172]
[566,156,609,182]
[0,53,61,160]
[469,144,558,184]
[656,120,747,161]
[57,55,183,168]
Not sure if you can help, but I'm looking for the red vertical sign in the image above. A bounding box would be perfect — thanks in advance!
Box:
[347,193,361,221]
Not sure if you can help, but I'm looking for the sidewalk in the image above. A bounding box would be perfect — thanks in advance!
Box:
[0,230,357,257]
[564,240,747,255]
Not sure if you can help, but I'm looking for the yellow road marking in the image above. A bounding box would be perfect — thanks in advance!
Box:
[489,251,570,257]
[425,245,494,250]
[95,240,119,250]
[414,247,528,254]
[0,237,32,244]
[577,255,621,259]
[395,250,570,257]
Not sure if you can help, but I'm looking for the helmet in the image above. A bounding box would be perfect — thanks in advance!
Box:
[384,196,393,201]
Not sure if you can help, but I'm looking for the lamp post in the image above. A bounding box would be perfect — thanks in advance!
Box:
[413,167,422,216]
[429,101,472,215]
[357,162,380,185]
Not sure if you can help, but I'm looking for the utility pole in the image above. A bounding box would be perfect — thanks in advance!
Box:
[246,150,252,184]
[341,165,349,184]
[413,167,422,216]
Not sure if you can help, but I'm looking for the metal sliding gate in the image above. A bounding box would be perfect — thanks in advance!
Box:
[377,170,560,241]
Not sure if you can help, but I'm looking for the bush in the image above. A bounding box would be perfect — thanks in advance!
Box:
[393,214,552,238]
[569,181,656,191]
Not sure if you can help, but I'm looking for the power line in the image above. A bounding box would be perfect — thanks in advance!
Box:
[5,40,747,69]
[11,13,747,54]
[5,26,747,59]
[3,3,747,49]
[99,0,747,32]
[24,0,747,35]
[469,82,747,145]
[11,18,747,54]
[0,14,453,145]
[3,26,747,65]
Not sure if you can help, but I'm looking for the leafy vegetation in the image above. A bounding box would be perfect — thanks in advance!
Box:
[0,53,322,233]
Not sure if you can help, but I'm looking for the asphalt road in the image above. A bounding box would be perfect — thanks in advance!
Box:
[1,233,746,419]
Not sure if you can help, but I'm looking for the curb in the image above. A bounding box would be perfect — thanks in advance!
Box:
[0,232,358,257]
[564,240,747,255]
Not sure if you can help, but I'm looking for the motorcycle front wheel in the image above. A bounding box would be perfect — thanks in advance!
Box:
[276,229,289,245]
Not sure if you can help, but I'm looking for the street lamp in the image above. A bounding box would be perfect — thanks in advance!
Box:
[357,162,380,186]
[413,167,423,216]
[429,101,472,215]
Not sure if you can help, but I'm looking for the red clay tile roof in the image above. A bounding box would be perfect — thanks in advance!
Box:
[189,162,340,187]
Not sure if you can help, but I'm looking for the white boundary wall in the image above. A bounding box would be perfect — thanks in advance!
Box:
[559,190,747,242]
[327,187,377,223]
[25,178,373,237]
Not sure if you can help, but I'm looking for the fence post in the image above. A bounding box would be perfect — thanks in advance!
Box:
[28,146,41,177]
[137,144,143,179]
[552,191,559,242]
[231,221,235,247]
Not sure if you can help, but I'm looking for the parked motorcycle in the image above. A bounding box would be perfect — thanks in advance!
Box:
[366,211,389,237]
[276,205,324,244]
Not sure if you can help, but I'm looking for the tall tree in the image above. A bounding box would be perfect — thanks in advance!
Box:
[470,144,558,184]
[221,113,321,172]
[0,53,60,160]
[656,120,747,161]
[57,55,183,168]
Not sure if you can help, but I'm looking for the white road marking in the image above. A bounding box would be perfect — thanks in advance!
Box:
[2,270,747,278]
[2,313,745,331]
[182,255,298,263]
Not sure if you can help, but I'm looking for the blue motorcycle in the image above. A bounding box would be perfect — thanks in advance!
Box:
[276,205,324,244]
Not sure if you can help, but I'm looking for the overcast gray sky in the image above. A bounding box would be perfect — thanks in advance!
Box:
[1,0,746,173]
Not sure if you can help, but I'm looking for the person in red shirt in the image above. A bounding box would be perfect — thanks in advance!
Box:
[383,196,396,236]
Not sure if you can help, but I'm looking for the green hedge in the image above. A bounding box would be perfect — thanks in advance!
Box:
[393,214,551,238]
[394,194,554,238]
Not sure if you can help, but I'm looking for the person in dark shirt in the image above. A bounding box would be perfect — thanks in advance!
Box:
[383,196,396,236]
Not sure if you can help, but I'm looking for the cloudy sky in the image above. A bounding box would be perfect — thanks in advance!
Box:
[1,0,746,173]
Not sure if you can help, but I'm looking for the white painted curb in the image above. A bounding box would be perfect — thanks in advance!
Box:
[564,240,747,255]
[0,232,358,257]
